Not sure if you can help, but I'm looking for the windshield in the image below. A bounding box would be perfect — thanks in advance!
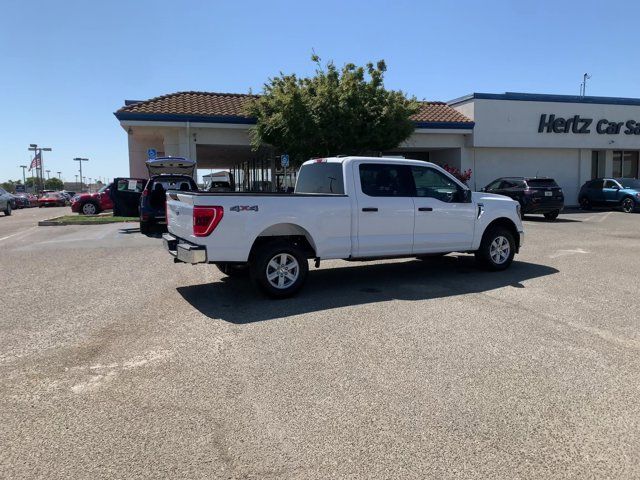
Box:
[617,178,640,189]
[98,185,109,193]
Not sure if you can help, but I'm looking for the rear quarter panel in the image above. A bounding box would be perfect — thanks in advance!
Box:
[167,194,352,262]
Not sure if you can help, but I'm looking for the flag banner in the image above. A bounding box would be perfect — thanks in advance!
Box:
[29,152,41,171]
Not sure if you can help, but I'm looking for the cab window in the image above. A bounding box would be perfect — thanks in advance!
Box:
[359,164,413,197]
[604,180,620,189]
[411,166,464,203]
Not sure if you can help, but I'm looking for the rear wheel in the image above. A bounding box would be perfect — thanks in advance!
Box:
[543,210,559,221]
[580,197,592,210]
[475,227,515,271]
[215,263,249,277]
[81,202,98,215]
[250,241,309,298]
[621,197,636,213]
[139,220,152,234]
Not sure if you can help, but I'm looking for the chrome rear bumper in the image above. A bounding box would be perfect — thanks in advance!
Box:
[163,233,207,264]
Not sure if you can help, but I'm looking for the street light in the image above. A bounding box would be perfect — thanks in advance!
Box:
[57,171,62,180]
[73,158,88,192]
[19,165,27,189]
[46,169,51,180]
[28,144,52,193]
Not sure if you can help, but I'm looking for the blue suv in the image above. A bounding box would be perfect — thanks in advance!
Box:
[579,178,640,213]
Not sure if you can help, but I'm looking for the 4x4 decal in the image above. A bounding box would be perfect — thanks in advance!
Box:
[230,205,259,212]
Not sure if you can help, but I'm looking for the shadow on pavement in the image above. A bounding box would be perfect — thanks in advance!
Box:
[177,256,559,324]
[119,227,141,234]
[522,216,581,223]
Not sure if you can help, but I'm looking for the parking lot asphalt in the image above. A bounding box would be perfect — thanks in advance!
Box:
[1,208,639,479]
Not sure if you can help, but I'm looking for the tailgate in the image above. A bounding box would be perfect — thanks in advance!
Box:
[166,192,195,238]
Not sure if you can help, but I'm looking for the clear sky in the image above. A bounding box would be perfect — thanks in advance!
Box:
[1,0,639,183]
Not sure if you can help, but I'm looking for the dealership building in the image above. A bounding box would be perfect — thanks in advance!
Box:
[115,91,640,204]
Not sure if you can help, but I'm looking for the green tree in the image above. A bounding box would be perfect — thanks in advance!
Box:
[247,55,419,164]
[45,178,64,190]
[1,180,17,193]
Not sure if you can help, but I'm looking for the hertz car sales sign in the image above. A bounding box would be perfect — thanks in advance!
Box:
[538,114,640,135]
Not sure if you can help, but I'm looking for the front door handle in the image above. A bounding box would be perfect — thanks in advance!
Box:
[418,207,433,212]
[362,207,378,212]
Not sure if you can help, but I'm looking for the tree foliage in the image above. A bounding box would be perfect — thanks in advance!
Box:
[247,55,419,163]
[45,178,64,190]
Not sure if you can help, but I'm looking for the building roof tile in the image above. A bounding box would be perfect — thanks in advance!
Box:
[116,91,473,127]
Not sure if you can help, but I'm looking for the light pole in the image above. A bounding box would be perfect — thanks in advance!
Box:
[75,174,78,189]
[46,170,51,180]
[88,178,92,193]
[28,144,52,193]
[19,165,27,189]
[73,158,88,192]
[57,171,62,180]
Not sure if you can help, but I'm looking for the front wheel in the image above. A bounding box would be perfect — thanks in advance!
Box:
[621,197,636,213]
[475,227,515,271]
[81,202,98,215]
[250,242,309,298]
[543,210,559,221]
[580,197,592,210]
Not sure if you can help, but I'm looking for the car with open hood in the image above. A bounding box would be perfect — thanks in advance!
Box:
[139,157,197,234]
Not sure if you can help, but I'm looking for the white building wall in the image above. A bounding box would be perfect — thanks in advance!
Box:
[473,147,582,205]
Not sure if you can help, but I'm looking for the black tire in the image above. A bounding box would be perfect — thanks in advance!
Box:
[580,197,592,210]
[139,220,152,234]
[215,263,249,277]
[250,241,309,298]
[4,203,11,216]
[543,210,559,221]
[475,226,516,271]
[81,202,99,215]
[621,197,636,213]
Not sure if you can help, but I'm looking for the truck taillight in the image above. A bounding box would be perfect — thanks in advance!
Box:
[193,206,224,237]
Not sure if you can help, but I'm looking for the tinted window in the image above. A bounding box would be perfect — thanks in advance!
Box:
[411,166,463,202]
[604,180,620,189]
[117,179,145,192]
[359,164,412,197]
[295,163,344,194]
[589,180,604,190]
[526,179,559,188]
[485,180,502,191]
[151,176,197,191]
[618,178,640,189]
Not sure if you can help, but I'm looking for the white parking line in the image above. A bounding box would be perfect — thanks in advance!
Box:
[0,226,37,243]
[549,248,590,259]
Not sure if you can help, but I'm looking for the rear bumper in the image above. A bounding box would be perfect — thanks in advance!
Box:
[523,200,564,214]
[163,233,207,264]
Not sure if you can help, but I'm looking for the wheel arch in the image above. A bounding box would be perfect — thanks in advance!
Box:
[481,217,521,253]
[249,223,317,260]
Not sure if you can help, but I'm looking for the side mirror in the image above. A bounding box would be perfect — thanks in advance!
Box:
[479,187,486,192]
[462,189,472,203]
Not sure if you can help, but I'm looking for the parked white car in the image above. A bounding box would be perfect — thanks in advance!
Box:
[164,156,524,297]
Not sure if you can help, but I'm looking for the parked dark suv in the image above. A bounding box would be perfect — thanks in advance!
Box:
[481,177,564,220]
[579,178,640,213]
[139,157,198,234]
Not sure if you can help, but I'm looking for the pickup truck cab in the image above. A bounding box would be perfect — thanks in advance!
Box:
[164,156,524,298]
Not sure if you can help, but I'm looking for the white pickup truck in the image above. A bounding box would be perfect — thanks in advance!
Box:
[164,156,524,298]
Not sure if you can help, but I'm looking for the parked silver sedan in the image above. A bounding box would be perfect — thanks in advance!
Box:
[0,187,13,216]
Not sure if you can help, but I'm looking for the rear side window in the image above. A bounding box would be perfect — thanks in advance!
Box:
[359,164,413,197]
[526,179,559,188]
[588,180,604,190]
[295,163,344,194]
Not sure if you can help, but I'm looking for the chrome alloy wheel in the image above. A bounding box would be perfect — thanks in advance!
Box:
[266,253,300,289]
[489,235,511,265]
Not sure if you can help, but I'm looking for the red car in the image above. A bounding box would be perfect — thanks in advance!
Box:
[71,184,114,215]
[38,192,66,207]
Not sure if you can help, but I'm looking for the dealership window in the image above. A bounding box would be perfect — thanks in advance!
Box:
[613,151,639,178]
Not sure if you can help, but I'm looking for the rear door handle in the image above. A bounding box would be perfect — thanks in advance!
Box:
[418,207,433,212]
[362,207,378,212]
